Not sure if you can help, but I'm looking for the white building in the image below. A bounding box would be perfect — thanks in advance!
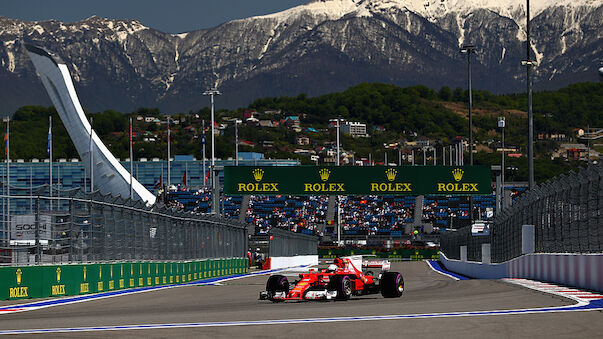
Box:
[341,122,367,136]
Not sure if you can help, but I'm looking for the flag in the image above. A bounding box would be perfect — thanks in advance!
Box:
[202,126,205,145]
[89,118,93,154]
[154,174,162,188]
[4,119,8,156]
[47,117,52,155]
[204,170,210,184]
[182,169,187,186]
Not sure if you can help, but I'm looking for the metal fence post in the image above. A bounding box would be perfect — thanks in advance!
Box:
[69,198,74,263]
[35,196,41,263]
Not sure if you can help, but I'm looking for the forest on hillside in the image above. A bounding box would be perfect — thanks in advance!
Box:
[2,82,600,183]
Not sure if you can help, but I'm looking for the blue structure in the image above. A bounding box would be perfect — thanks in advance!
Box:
[0,159,299,193]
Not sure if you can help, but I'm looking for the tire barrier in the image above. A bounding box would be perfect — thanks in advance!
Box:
[0,258,248,300]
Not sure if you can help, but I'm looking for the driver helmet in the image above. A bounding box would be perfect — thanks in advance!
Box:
[327,264,338,272]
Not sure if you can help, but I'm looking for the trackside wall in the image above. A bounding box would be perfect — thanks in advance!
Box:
[268,255,319,270]
[440,252,603,292]
[0,258,248,300]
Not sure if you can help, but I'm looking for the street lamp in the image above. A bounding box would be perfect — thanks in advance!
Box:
[523,0,535,190]
[166,116,171,188]
[498,116,506,208]
[336,116,342,166]
[203,89,221,214]
[460,44,476,166]
[234,119,242,166]
[522,59,537,190]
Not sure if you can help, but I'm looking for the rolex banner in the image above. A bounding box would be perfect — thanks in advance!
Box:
[0,259,249,300]
[224,166,492,195]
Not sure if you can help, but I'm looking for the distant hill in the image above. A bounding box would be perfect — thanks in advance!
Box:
[0,0,601,113]
[2,82,598,182]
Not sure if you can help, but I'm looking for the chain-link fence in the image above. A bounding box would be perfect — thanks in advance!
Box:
[0,188,248,265]
[441,163,603,263]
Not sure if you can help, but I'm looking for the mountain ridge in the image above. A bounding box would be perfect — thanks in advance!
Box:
[0,0,601,113]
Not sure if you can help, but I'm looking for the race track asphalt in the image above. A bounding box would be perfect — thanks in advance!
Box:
[0,261,601,338]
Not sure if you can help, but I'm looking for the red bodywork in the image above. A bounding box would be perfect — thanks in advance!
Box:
[273,257,377,301]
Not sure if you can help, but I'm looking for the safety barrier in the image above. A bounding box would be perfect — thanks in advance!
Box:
[439,251,603,292]
[319,248,439,261]
[0,258,248,300]
[441,163,602,263]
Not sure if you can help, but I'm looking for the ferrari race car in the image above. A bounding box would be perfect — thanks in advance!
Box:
[259,257,403,302]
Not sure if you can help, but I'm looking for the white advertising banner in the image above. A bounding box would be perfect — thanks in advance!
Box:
[10,215,52,241]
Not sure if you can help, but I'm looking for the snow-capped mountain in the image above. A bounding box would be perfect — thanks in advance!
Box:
[0,0,601,113]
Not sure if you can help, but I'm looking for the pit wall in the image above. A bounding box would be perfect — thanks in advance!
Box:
[440,252,603,292]
[1,258,248,300]
[265,255,319,270]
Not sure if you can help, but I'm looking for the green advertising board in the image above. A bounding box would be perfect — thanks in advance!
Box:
[224,165,492,195]
[0,258,249,300]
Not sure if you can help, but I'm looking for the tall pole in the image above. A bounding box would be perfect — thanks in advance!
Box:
[204,89,221,214]
[586,126,590,164]
[235,120,240,166]
[398,147,401,166]
[336,116,341,166]
[48,115,52,207]
[502,125,505,205]
[129,117,134,199]
[5,118,9,244]
[30,166,33,212]
[460,45,476,166]
[89,117,94,193]
[468,51,473,166]
[461,44,477,225]
[337,196,341,245]
[525,0,535,190]
[499,117,506,208]
[167,117,171,188]
[202,120,206,186]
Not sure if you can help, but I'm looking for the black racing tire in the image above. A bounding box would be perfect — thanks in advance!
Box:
[380,271,404,298]
[266,275,289,301]
[329,275,352,300]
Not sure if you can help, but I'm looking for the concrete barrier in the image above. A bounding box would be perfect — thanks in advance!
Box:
[440,252,603,292]
[265,255,319,270]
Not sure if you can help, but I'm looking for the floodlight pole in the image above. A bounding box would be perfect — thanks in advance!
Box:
[460,44,476,166]
[130,117,133,199]
[524,0,535,190]
[499,117,506,209]
[235,120,241,166]
[167,117,171,188]
[336,116,341,166]
[204,89,221,214]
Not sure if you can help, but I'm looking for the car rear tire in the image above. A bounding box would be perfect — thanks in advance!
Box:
[266,275,289,301]
[329,275,352,300]
[380,272,404,298]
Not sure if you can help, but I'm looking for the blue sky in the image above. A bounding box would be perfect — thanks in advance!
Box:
[0,0,309,33]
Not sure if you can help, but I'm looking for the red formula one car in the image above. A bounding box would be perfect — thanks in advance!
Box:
[259,257,404,302]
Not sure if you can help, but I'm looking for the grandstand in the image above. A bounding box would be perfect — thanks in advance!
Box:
[163,190,521,241]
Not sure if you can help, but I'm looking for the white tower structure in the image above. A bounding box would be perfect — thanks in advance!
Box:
[26,45,156,205]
